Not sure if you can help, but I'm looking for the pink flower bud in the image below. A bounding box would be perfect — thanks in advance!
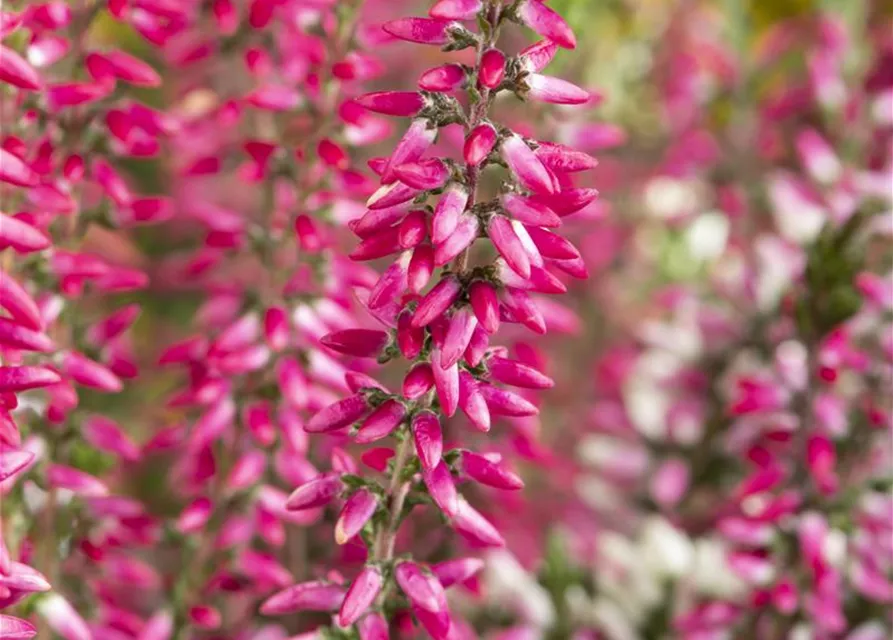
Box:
[188,606,221,630]
[358,612,389,640]
[500,261,566,294]
[383,18,456,45]
[338,565,384,627]
[0,365,61,392]
[807,434,839,495]
[355,91,426,117]
[432,557,485,588]
[458,371,491,432]
[0,318,54,352]
[0,448,34,483]
[306,394,369,433]
[0,615,37,640]
[464,123,498,167]
[501,135,557,195]
[461,451,524,490]
[435,214,479,266]
[403,363,435,399]
[501,288,546,334]
[414,606,451,639]
[398,209,429,248]
[452,497,505,547]
[441,308,478,368]
[47,464,108,497]
[395,561,448,614]
[517,0,577,50]
[424,460,459,517]
[408,244,435,293]
[0,44,42,90]
[524,73,591,105]
[468,281,500,334]
[177,497,213,534]
[397,311,425,359]
[524,226,580,261]
[350,226,403,261]
[534,142,597,173]
[478,384,539,416]
[432,349,460,417]
[650,458,690,508]
[86,50,161,87]
[369,256,410,309]
[321,329,389,359]
[487,356,553,389]
[394,158,449,190]
[260,581,345,615]
[244,401,276,447]
[412,411,443,471]
[383,119,437,184]
[83,415,141,462]
[355,400,406,444]
[286,472,343,510]
[412,276,462,328]
[93,158,133,207]
[489,215,531,278]
[318,138,349,170]
[479,49,505,89]
[36,594,91,640]
[295,214,323,252]
[263,305,289,351]
[0,213,51,253]
[0,271,43,330]
[366,181,420,210]
[432,185,470,244]
[430,0,483,20]
[0,148,38,187]
[336,489,379,544]
[531,187,599,216]
[419,64,466,92]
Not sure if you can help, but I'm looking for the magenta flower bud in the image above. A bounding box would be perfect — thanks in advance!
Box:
[306,394,369,433]
[0,615,37,640]
[412,276,462,328]
[435,214,479,266]
[531,187,599,216]
[83,415,141,462]
[0,44,42,90]
[0,365,61,392]
[295,214,323,252]
[87,50,161,86]
[285,472,343,510]
[383,119,437,184]
[398,209,429,248]
[412,411,443,471]
[244,400,276,447]
[403,363,435,399]
[93,157,133,207]
[0,448,34,483]
[408,244,435,293]
[479,49,505,89]
[516,0,577,50]
[369,255,410,309]
[321,329,390,359]
[47,464,108,497]
[461,451,524,490]
[36,594,91,640]
[63,351,122,392]
[338,565,384,627]
[383,18,456,45]
[395,562,448,614]
[0,148,38,187]
[366,181,420,210]
[356,400,406,444]
[441,308,478,368]
[397,311,425,359]
[432,349,460,417]
[318,138,349,169]
[0,318,54,352]
[501,135,557,195]
[394,158,449,190]
[478,384,539,416]
[464,123,498,167]
[524,73,591,105]
[260,581,345,615]
[458,371,491,432]
[353,205,410,238]
[263,305,290,351]
[335,489,379,544]
[227,450,266,491]
[188,606,221,630]
[86,304,140,345]
[357,612,389,640]
[423,460,459,517]
[501,288,546,334]
[488,215,531,278]
[354,91,426,116]
[430,0,482,20]
[0,272,43,330]
[414,607,452,639]
[432,184,470,244]
[487,356,553,389]
[176,496,213,534]
[650,458,690,508]
[807,434,838,495]
[524,226,580,260]
[468,281,500,334]
[500,262,566,294]
[350,226,403,261]
[464,322,490,367]
[0,213,51,253]
[419,64,466,92]
[432,557,485,588]
[452,497,505,547]
[534,142,597,173]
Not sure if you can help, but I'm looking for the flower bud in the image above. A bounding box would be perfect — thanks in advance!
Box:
[516,0,577,50]
[501,135,557,195]
[479,49,505,89]
[306,395,369,433]
[335,489,379,544]
[419,64,466,92]
[285,472,343,510]
[355,91,426,116]
[260,581,345,615]
[464,123,498,167]
[338,565,383,627]
[430,0,483,20]
[461,451,524,490]
[356,400,406,444]
[412,276,462,328]
[321,329,390,359]
[412,411,443,471]
[383,18,456,45]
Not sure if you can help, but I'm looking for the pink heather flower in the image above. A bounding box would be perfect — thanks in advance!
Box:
[358,612,390,640]
[36,593,91,640]
[442,308,479,368]
[430,0,483,20]
[412,411,444,471]
[431,349,460,417]
[260,581,345,615]
[479,49,506,89]
[0,365,61,392]
[338,566,384,627]
[435,213,480,266]
[452,497,505,547]
[489,215,531,278]
[0,318,55,352]
[305,394,370,433]
[383,17,458,46]
[394,158,450,190]
[464,123,498,166]
[0,448,35,483]
[419,64,466,92]
[0,212,52,253]
[0,44,43,90]
[0,148,38,187]
[486,356,553,389]
[383,119,437,184]
[355,400,407,444]
[286,472,343,510]
[412,276,463,328]
[335,489,379,544]
[432,557,485,588]
[461,451,524,490]
[0,615,37,640]
[355,91,427,117]
[432,184,471,244]
[399,209,430,248]
[321,329,389,358]
[524,73,592,105]
[501,134,558,195]
[424,460,459,517]
[516,0,577,50]
[46,464,109,497]
[458,371,491,432]
[82,415,141,462]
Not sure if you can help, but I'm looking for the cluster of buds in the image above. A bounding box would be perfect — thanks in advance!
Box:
[263,0,599,637]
